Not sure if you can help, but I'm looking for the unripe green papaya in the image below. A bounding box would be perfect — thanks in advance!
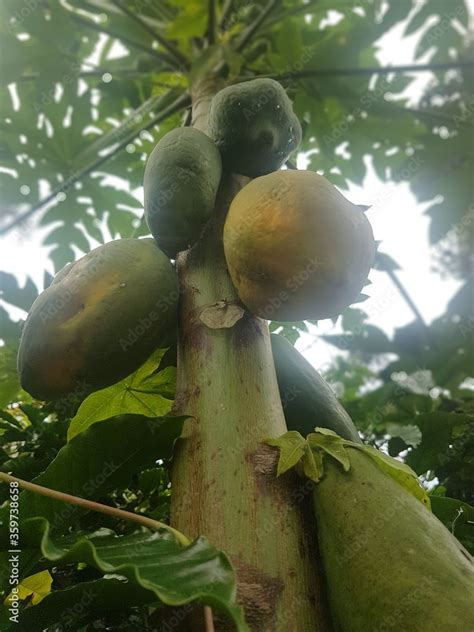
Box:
[144,127,222,258]
[207,78,302,177]
[17,238,178,400]
[313,446,474,631]
[270,333,361,442]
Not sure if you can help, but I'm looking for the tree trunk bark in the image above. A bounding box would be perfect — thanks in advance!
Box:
[169,81,332,631]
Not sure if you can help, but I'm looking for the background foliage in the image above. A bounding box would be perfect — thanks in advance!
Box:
[0,0,473,628]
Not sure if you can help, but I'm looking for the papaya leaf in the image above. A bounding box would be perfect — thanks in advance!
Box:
[0,346,23,409]
[341,307,367,332]
[352,444,431,508]
[0,272,38,312]
[19,517,248,631]
[19,414,186,531]
[266,431,306,476]
[67,349,176,441]
[302,444,323,482]
[406,412,474,475]
[323,325,392,354]
[166,0,208,49]
[3,577,157,632]
[304,430,429,505]
[312,428,339,437]
[374,251,401,272]
[307,430,351,472]
[385,422,422,448]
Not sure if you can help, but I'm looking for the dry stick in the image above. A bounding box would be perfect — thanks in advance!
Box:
[0,91,191,237]
[110,0,190,70]
[0,471,190,547]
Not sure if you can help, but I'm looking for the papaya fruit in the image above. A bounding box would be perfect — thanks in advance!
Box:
[270,333,361,442]
[223,170,375,321]
[311,443,474,631]
[17,238,178,400]
[207,78,302,177]
[144,127,222,258]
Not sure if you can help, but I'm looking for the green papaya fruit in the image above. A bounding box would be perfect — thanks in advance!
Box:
[207,78,302,177]
[271,333,361,442]
[313,445,474,631]
[144,127,222,258]
[17,238,178,401]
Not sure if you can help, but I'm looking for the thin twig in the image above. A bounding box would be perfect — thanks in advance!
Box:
[110,0,190,70]
[207,0,217,45]
[235,0,281,52]
[0,92,191,236]
[0,471,190,547]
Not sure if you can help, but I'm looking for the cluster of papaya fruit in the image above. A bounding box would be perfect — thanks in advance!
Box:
[18,77,374,401]
[15,77,473,631]
[145,77,375,321]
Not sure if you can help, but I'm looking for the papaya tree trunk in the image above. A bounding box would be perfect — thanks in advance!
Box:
[170,82,332,631]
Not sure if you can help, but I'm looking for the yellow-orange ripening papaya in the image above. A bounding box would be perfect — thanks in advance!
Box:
[312,446,474,631]
[17,238,178,401]
[207,78,302,177]
[223,170,375,321]
[144,127,222,258]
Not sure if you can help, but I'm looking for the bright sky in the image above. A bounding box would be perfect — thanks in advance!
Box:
[0,3,468,373]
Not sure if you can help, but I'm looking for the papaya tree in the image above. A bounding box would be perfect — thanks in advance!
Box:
[0,1,473,630]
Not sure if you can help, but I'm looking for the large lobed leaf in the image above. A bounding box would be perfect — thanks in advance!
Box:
[1,0,472,268]
[2,517,247,631]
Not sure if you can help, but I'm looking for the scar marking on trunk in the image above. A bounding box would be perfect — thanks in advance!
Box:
[233,557,284,630]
